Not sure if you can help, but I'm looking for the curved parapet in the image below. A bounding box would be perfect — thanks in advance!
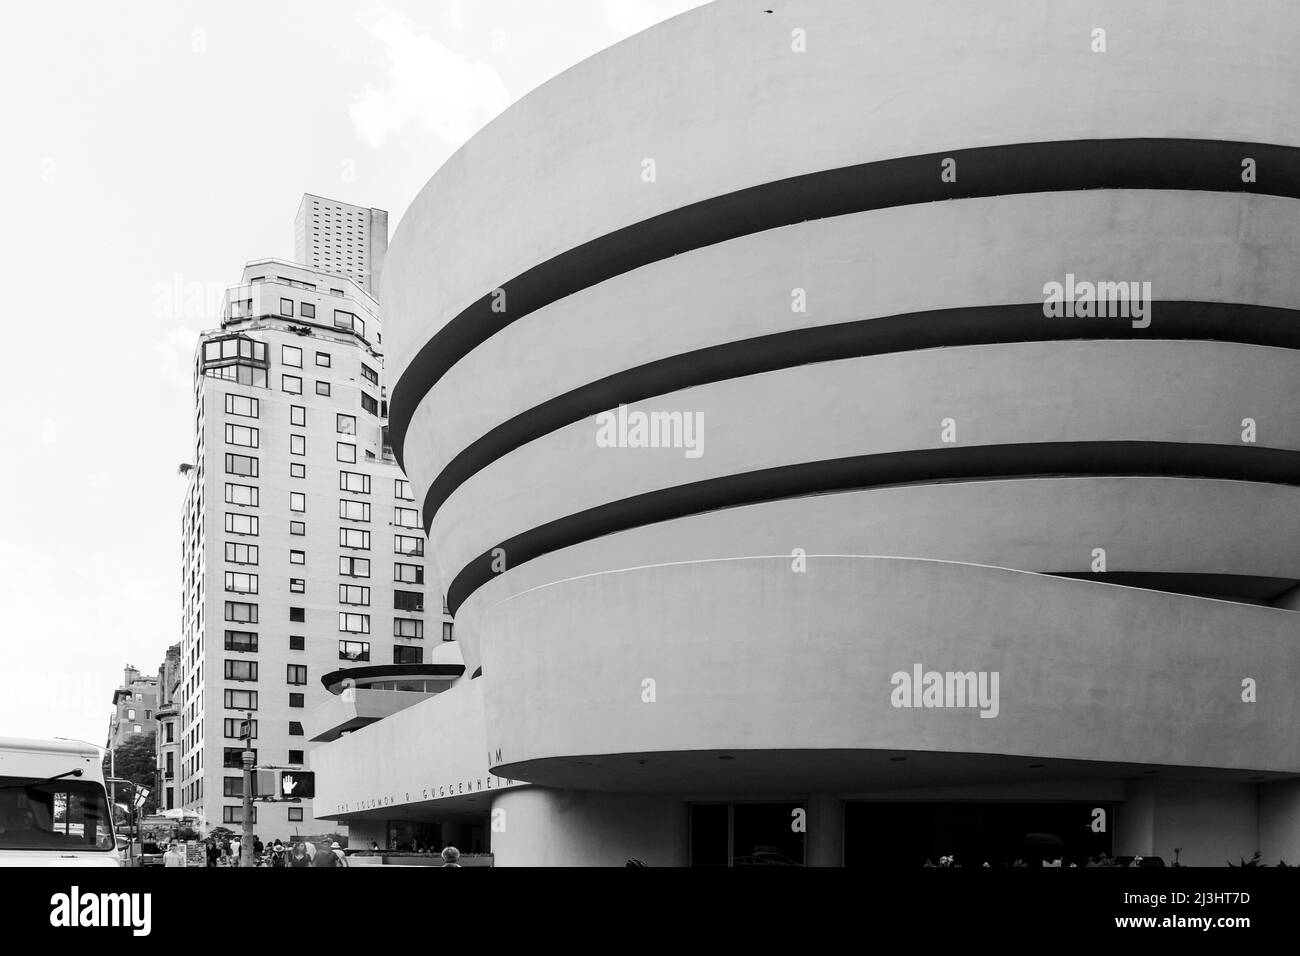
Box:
[479,557,1300,789]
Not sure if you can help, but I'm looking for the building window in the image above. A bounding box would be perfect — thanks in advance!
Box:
[394,618,423,639]
[223,689,258,710]
[286,664,307,685]
[224,630,258,653]
[339,614,370,635]
[316,381,331,397]
[225,424,258,448]
[225,512,258,536]
[223,806,256,824]
[339,471,370,494]
[361,363,378,386]
[280,299,295,319]
[394,562,424,585]
[290,578,305,593]
[336,442,356,464]
[224,659,258,682]
[315,350,330,367]
[291,405,306,427]
[442,622,454,642]
[225,542,258,565]
[290,434,306,456]
[225,394,259,419]
[223,777,244,797]
[339,639,371,661]
[339,584,370,606]
[224,571,257,594]
[289,607,305,623]
[290,549,305,565]
[335,310,363,337]
[223,718,257,739]
[301,302,316,319]
[290,491,306,512]
[395,479,413,500]
[336,413,356,435]
[288,749,304,764]
[282,374,302,395]
[289,693,305,708]
[394,646,424,665]
[290,461,306,479]
[289,721,304,736]
[282,344,302,367]
[361,392,378,416]
[339,528,370,550]
[394,507,420,529]
[288,808,303,822]
[339,499,370,522]
[290,520,305,536]
[225,453,258,477]
[394,590,424,612]
[394,535,424,557]
[224,601,257,624]
[225,483,259,507]
[289,635,305,650]
[127,709,136,721]
[339,556,370,578]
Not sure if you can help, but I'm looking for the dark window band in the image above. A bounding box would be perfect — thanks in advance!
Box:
[420,301,1300,530]
[391,137,1300,463]
[445,441,1300,614]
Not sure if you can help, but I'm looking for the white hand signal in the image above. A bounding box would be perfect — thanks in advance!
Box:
[283,774,297,795]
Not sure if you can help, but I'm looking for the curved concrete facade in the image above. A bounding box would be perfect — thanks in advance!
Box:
[379,0,1300,865]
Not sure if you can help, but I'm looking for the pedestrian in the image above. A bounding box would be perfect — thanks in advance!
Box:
[253,835,264,860]
[206,839,219,868]
[222,840,232,866]
[164,841,186,868]
[441,846,461,868]
[312,840,340,867]
[289,842,311,867]
[331,841,349,867]
[270,840,287,867]
[370,840,380,852]
[230,836,241,866]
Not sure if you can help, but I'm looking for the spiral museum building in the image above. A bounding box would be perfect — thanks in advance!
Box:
[310,0,1300,866]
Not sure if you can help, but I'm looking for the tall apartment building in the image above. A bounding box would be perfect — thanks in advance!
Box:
[294,194,388,297]
[106,666,159,749]
[175,197,449,838]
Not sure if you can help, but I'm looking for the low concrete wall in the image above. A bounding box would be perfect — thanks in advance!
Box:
[490,788,688,868]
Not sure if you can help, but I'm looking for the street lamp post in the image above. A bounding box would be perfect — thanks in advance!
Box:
[241,712,255,868]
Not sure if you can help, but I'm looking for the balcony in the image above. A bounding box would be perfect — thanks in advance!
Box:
[308,659,464,743]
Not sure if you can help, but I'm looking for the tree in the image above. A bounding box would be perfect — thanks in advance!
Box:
[103,732,160,816]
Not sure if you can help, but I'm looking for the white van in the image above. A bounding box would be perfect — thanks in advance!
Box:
[0,737,121,866]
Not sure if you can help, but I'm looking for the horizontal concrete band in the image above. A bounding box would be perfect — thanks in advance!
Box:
[419,301,1300,530]
[446,443,1300,614]
[478,557,1300,780]
[389,138,1300,463]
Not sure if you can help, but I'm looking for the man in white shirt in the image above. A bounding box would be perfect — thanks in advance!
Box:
[163,841,186,867]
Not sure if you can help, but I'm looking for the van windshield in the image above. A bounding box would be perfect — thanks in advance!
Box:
[0,776,114,852]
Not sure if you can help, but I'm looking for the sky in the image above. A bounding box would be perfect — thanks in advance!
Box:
[0,0,709,746]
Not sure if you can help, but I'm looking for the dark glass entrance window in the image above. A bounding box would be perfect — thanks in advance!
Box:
[689,802,805,866]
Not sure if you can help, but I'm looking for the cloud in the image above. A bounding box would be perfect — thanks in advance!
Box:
[350,6,512,149]
[601,0,712,38]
